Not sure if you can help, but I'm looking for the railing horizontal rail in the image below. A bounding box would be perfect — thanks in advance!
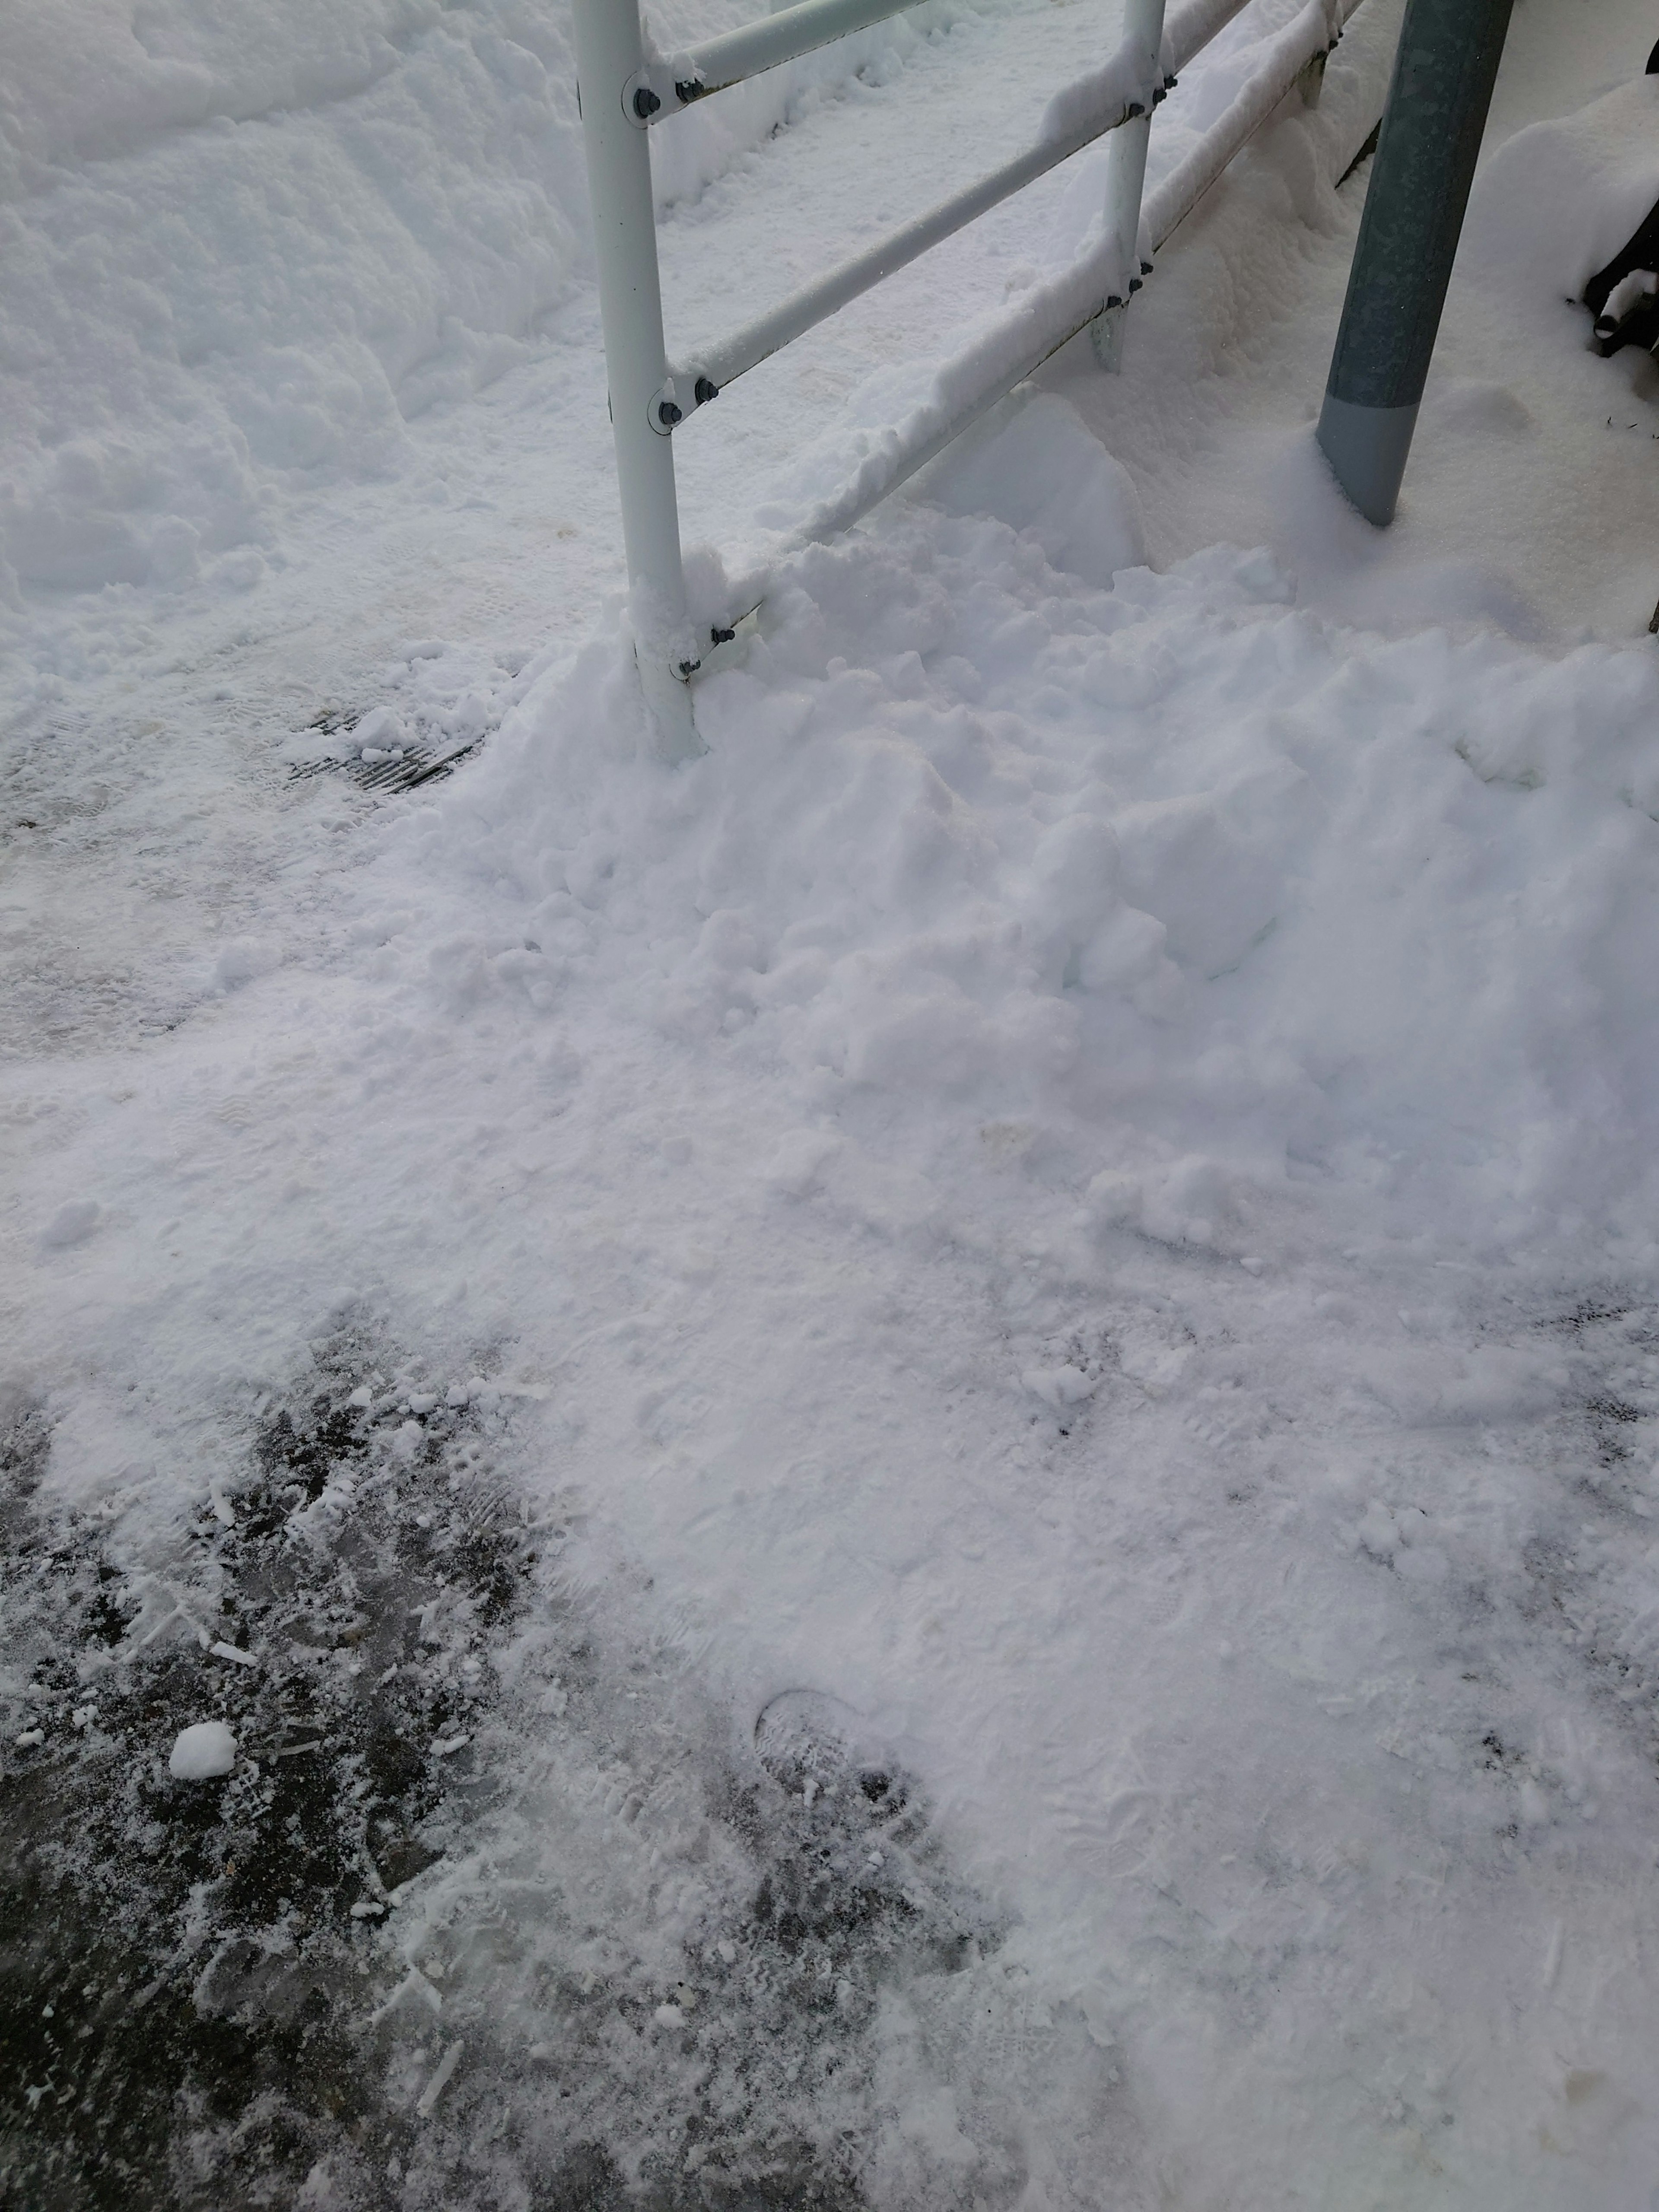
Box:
[656,0,921,109]
[648,0,1257,120]
[712,0,1360,626]
[1032,0,1251,145]
[574,0,1367,752]
[669,44,1146,412]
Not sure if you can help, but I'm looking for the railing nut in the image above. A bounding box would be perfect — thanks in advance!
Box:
[633,86,661,118]
[693,376,719,406]
[657,398,683,427]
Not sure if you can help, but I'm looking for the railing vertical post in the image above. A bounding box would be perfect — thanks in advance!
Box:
[1091,0,1166,371]
[571,0,702,760]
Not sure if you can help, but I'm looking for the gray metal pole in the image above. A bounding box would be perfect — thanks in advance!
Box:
[1316,0,1512,525]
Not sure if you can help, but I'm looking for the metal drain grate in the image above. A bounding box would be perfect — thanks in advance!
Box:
[286,712,482,795]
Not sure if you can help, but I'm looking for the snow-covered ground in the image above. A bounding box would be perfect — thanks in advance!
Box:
[5,0,1659,2206]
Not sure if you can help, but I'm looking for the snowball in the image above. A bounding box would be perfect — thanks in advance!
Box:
[169,1721,237,1779]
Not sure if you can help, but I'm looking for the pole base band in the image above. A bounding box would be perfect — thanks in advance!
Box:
[1316,392,1419,527]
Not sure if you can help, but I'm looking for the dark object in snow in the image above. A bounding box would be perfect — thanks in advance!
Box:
[1582,198,1659,358]
[1317,0,1515,524]
[1574,37,1659,359]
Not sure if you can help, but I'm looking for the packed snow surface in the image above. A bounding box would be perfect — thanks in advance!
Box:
[5,0,1659,2206]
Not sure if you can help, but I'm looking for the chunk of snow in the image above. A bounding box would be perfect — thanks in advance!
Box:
[415,2039,463,2117]
[349,708,406,757]
[168,1721,236,1779]
[927,394,1146,590]
[1020,1364,1098,1411]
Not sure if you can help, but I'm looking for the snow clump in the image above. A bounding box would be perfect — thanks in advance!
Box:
[168,1719,237,1779]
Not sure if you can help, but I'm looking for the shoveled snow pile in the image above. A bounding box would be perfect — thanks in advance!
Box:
[397,393,1659,1264]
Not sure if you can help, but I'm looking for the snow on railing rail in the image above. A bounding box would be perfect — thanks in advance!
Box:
[712,0,1361,624]
[666,46,1146,415]
[637,0,924,111]
[572,0,1353,755]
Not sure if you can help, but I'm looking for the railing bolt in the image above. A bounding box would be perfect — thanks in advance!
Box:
[658,398,683,426]
[632,86,661,118]
[694,376,719,406]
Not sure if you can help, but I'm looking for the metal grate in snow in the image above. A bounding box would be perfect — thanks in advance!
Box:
[286,709,482,796]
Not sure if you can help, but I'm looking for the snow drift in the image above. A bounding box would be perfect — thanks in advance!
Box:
[386,391,1659,1267]
[1460,72,1659,304]
[0,0,976,601]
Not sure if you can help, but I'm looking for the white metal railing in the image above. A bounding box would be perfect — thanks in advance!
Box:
[573,0,1354,754]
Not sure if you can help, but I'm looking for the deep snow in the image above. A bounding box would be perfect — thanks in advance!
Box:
[6,0,1659,2206]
